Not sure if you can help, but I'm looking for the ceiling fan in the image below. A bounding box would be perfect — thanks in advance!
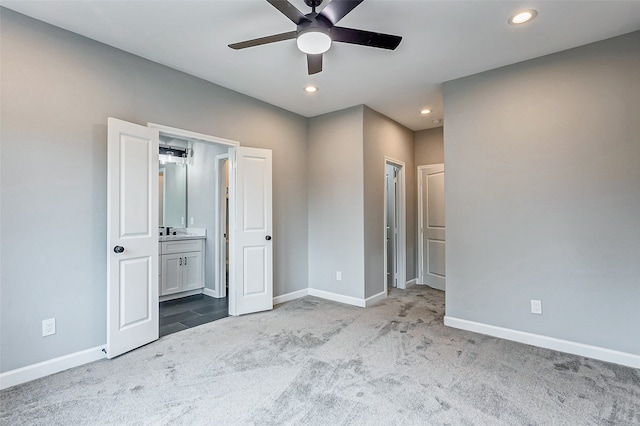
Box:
[229,0,402,75]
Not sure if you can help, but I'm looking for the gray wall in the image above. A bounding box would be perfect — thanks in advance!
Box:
[307,106,365,298]
[0,9,308,372]
[307,106,416,300]
[443,31,640,354]
[187,142,229,292]
[414,127,444,166]
[363,107,416,298]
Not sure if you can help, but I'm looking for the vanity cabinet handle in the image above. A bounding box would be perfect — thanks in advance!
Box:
[179,257,182,266]
[184,257,188,266]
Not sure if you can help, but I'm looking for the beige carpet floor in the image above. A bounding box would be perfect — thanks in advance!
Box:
[1,286,639,425]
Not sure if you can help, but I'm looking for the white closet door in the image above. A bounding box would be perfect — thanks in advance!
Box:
[419,164,446,290]
[229,147,273,316]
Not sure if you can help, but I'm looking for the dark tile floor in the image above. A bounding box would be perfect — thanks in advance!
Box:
[159,294,228,337]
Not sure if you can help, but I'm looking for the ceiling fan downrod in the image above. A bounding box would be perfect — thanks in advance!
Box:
[304,0,323,13]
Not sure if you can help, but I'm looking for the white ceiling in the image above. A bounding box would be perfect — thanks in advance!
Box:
[2,1,639,131]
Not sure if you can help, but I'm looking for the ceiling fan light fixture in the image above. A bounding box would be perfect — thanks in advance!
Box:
[297,29,332,54]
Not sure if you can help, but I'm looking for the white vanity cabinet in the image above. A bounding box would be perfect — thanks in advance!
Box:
[160,239,204,296]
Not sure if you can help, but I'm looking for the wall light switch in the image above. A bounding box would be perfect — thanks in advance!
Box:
[336,271,342,281]
[190,217,195,225]
[530,300,542,315]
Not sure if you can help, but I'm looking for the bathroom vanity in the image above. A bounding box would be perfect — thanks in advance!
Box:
[159,234,205,300]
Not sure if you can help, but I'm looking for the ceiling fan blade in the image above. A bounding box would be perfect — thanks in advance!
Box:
[307,54,323,75]
[319,0,364,25]
[267,0,310,25]
[331,26,402,50]
[228,31,297,50]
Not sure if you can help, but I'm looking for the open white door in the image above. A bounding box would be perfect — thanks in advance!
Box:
[418,164,446,290]
[107,118,159,358]
[228,146,273,316]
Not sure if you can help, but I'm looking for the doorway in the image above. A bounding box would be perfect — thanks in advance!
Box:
[156,134,232,336]
[106,118,274,358]
[383,158,407,291]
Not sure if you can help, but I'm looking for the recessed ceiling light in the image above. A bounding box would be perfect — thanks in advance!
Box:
[304,85,318,94]
[420,109,431,115]
[509,9,537,25]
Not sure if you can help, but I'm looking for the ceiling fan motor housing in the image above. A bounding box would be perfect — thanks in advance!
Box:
[297,13,332,37]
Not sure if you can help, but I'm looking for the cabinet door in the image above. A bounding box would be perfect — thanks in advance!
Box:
[161,254,183,295]
[182,251,203,292]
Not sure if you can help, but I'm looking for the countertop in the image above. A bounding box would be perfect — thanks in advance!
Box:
[159,235,206,242]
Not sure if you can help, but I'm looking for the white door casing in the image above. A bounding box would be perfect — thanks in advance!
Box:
[214,153,230,298]
[383,158,406,291]
[385,165,398,288]
[107,118,159,358]
[418,164,446,290]
[229,147,273,316]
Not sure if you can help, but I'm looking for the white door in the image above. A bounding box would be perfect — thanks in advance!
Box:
[107,118,159,358]
[418,164,446,290]
[229,147,273,316]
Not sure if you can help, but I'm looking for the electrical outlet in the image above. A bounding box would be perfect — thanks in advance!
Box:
[530,300,542,315]
[42,318,56,336]
[336,271,342,281]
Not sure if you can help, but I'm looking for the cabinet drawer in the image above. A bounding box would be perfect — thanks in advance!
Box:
[161,239,203,254]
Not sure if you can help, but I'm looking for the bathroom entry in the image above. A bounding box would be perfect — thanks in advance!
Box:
[383,158,407,291]
[106,118,273,358]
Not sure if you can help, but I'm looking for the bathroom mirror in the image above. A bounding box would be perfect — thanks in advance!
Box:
[159,162,187,227]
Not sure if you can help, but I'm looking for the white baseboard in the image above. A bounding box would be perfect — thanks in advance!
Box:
[405,278,417,289]
[159,288,203,302]
[276,288,387,308]
[308,288,366,308]
[273,288,309,305]
[202,288,217,298]
[365,290,387,307]
[444,316,640,369]
[0,345,106,390]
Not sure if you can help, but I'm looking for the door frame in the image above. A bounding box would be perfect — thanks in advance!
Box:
[383,157,407,291]
[147,123,238,304]
[214,153,229,298]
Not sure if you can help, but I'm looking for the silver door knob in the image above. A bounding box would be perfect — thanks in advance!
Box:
[113,246,125,253]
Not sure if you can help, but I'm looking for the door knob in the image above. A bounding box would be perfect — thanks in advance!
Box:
[265,235,272,241]
[113,245,125,253]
